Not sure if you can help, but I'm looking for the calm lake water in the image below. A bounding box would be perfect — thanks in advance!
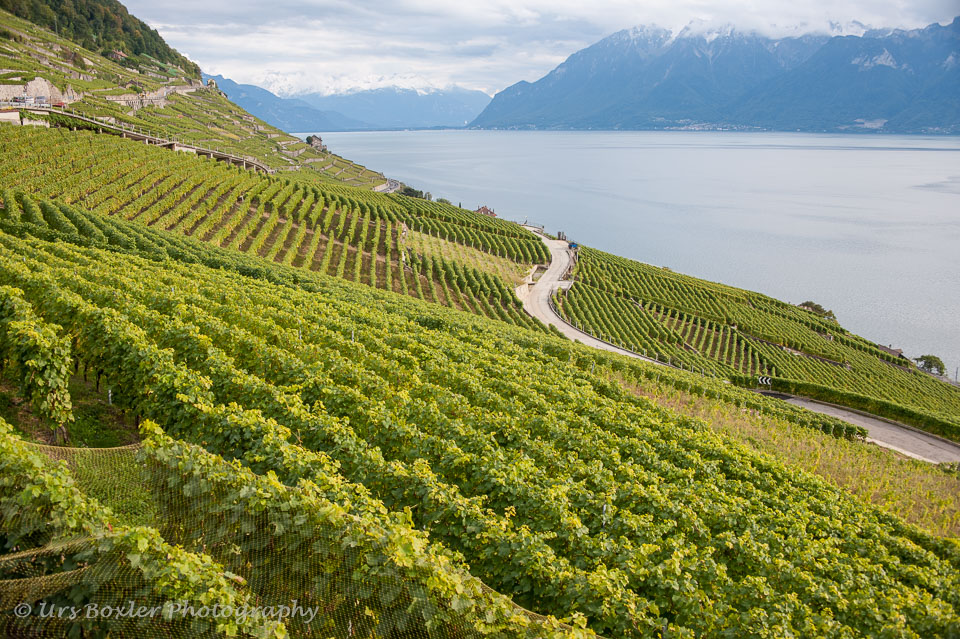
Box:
[314,130,960,378]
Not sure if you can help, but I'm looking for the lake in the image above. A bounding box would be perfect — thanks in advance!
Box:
[313,130,960,377]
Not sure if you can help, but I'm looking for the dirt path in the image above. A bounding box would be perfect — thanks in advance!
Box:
[520,226,960,464]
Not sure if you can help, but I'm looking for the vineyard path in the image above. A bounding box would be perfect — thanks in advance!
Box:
[520,226,960,464]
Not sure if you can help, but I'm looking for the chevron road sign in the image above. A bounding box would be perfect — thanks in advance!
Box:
[758,376,773,385]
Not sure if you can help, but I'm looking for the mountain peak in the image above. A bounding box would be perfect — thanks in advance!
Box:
[828,20,870,36]
[601,25,673,53]
[675,21,742,42]
[617,24,672,40]
[470,18,960,133]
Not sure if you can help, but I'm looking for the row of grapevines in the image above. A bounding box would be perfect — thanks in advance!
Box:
[5,233,955,637]
[6,238,657,637]
[0,418,283,639]
[0,284,73,434]
[0,245,594,638]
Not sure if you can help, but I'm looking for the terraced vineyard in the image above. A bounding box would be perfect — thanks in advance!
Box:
[62,88,387,180]
[555,247,960,439]
[0,8,197,96]
[2,7,959,637]
[406,229,533,285]
[0,8,387,183]
[1,212,958,637]
[0,125,547,330]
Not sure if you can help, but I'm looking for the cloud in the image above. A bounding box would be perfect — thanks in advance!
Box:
[124,0,957,95]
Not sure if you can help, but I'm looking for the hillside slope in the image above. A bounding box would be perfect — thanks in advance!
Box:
[0,125,549,330]
[1,7,959,636]
[554,246,960,439]
[3,5,957,442]
[0,0,199,75]
[0,9,385,184]
[0,201,958,636]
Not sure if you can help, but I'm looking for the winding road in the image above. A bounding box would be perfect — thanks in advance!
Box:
[518,226,960,464]
[517,227,663,364]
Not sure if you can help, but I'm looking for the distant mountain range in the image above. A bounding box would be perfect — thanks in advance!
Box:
[470,18,960,133]
[204,75,490,131]
[203,75,370,131]
[298,87,491,129]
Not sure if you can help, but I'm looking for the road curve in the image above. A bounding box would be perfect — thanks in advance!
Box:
[518,227,662,363]
[519,226,960,464]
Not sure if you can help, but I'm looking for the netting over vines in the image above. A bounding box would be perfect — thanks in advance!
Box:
[0,222,958,638]
[0,420,592,638]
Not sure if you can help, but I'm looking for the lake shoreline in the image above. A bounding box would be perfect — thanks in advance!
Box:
[317,129,960,376]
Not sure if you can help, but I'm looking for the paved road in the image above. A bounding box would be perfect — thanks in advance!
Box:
[519,227,663,363]
[374,178,402,194]
[778,396,960,463]
[519,226,960,464]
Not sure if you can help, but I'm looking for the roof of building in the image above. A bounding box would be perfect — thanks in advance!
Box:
[877,344,908,358]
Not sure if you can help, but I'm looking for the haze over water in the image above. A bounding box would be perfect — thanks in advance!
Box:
[317,130,960,377]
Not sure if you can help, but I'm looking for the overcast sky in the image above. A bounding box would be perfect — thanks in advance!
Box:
[124,0,959,96]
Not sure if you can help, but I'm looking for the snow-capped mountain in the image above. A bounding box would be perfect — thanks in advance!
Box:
[470,17,960,133]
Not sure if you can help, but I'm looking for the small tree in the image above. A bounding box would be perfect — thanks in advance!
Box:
[799,300,837,321]
[914,355,946,376]
[399,186,424,199]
